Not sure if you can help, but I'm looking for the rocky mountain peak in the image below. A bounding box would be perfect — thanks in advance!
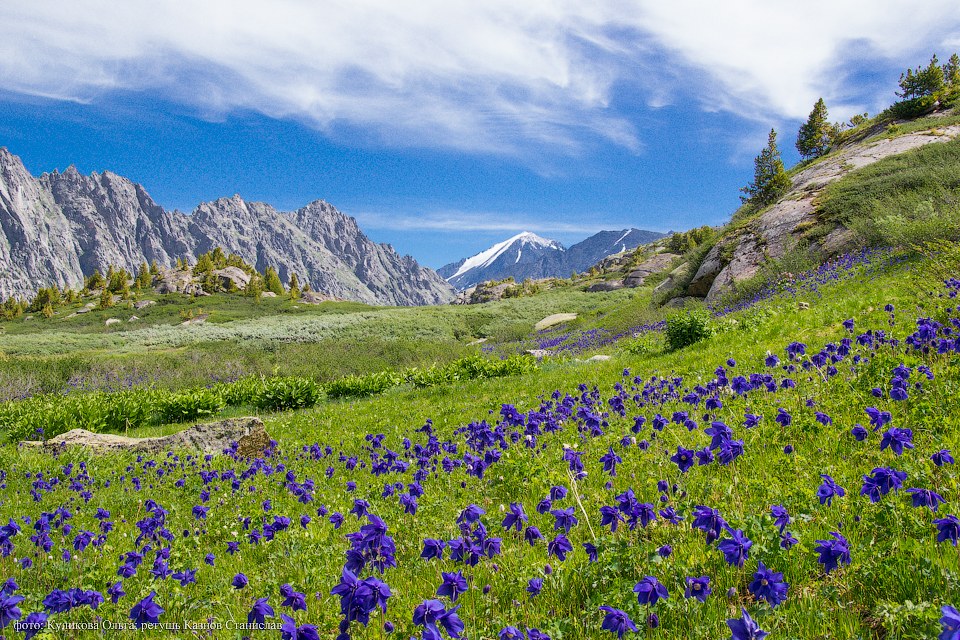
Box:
[0,148,454,305]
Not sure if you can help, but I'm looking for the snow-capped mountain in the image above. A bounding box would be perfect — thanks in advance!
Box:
[438,228,663,290]
[437,232,563,290]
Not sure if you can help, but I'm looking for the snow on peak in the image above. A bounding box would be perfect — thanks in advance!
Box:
[448,231,559,281]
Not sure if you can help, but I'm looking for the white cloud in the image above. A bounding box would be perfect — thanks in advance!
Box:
[1,1,958,154]
[352,208,642,235]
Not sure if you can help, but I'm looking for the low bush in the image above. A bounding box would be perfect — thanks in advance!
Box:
[664,308,714,351]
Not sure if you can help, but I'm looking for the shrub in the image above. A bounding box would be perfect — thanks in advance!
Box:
[155,389,225,424]
[252,377,322,411]
[664,309,714,351]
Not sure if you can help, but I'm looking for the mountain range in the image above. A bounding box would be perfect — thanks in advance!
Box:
[0,148,453,306]
[438,228,664,290]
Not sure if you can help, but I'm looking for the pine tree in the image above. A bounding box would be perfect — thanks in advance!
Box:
[898,54,945,99]
[288,273,301,300]
[264,267,285,296]
[85,269,105,292]
[149,260,160,276]
[135,262,151,290]
[98,288,114,310]
[796,98,832,160]
[945,53,960,87]
[245,275,263,302]
[740,129,792,207]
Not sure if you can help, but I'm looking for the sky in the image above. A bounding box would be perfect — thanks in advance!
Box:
[1,2,959,269]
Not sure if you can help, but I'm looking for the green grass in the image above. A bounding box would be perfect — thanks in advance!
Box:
[816,136,960,248]
[0,253,957,638]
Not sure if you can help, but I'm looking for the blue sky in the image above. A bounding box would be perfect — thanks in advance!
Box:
[1,2,959,269]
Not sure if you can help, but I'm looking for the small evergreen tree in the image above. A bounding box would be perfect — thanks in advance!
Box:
[288,273,301,300]
[898,54,946,99]
[740,129,792,208]
[945,53,960,87]
[84,269,106,292]
[245,275,263,302]
[135,262,151,290]
[149,260,160,276]
[98,288,114,309]
[796,98,833,160]
[264,266,285,296]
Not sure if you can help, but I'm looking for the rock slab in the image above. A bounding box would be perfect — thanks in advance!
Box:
[20,417,271,457]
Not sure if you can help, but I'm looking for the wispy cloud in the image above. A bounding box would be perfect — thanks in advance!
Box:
[353,208,645,235]
[1,1,958,156]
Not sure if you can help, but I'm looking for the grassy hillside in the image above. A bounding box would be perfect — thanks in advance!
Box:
[0,244,957,638]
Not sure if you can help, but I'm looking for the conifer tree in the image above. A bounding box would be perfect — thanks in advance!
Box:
[264,266,285,296]
[149,260,160,277]
[288,273,301,300]
[135,262,151,290]
[84,269,106,292]
[796,98,832,160]
[945,53,960,87]
[98,288,114,309]
[245,275,263,302]
[740,129,792,207]
[898,54,945,99]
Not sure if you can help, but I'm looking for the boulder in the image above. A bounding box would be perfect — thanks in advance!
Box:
[585,280,624,292]
[261,291,278,298]
[128,315,139,322]
[624,253,679,287]
[105,318,121,326]
[301,291,335,304]
[687,244,725,297]
[534,313,577,331]
[665,296,699,308]
[181,313,208,326]
[75,307,91,314]
[133,300,156,310]
[584,355,612,362]
[212,266,251,291]
[20,417,272,458]
[525,349,551,359]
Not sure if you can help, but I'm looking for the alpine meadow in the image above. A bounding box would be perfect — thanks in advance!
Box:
[4,28,960,640]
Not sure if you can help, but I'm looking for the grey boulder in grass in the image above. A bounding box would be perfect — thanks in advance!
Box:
[19,416,271,457]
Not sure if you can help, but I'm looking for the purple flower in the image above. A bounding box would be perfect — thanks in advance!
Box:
[717,528,752,567]
[880,428,914,456]
[583,542,599,563]
[527,578,543,598]
[684,576,711,603]
[727,607,768,640]
[599,606,638,639]
[280,613,320,640]
[129,591,164,628]
[907,488,946,512]
[770,505,790,532]
[935,515,960,546]
[780,531,799,549]
[18,611,47,640]
[0,593,23,629]
[670,446,694,473]
[501,503,528,532]
[499,626,524,639]
[547,534,573,561]
[458,504,485,524]
[940,605,960,640]
[748,562,789,608]
[248,597,275,624]
[691,506,726,545]
[550,507,578,533]
[232,573,249,589]
[422,538,446,560]
[860,467,906,503]
[437,571,469,602]
[633,576,668,606]
[412,600,464,639]
[851,425,868,441]
[933,450,956,467]
[814,532,851,574]
[817,475,845,506]
[280,584,307,611]
[107,582,125,603]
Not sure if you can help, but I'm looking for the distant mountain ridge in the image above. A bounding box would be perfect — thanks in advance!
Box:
[439,228,664,289]
[0,148,454,305]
